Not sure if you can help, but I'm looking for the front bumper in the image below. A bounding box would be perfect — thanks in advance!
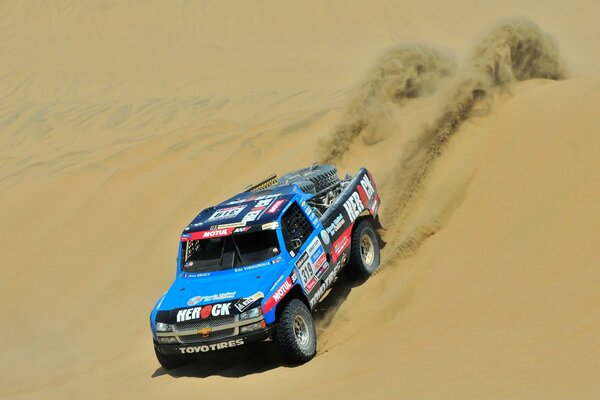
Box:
[154,326,275,356]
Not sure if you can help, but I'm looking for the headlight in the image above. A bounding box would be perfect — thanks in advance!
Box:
[155,322,172,332]
[158,336,178,344]
[240,307,261,321]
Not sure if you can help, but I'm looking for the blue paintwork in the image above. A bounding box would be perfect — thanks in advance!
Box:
[150,184,319,339]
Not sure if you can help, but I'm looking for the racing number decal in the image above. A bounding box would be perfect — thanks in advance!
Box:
[294,237,328,293]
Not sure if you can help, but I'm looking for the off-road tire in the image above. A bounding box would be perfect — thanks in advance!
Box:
[345,219,380,281]
[274,299,317,364]
[154,346,188,370]
[279,165,340,194]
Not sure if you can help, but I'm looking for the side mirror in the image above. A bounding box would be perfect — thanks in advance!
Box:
[290,238,302,251]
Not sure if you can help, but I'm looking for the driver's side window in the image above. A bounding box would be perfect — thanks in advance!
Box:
[281,202,313,254]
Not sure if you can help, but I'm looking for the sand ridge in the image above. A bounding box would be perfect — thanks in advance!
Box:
[1,1,600,399]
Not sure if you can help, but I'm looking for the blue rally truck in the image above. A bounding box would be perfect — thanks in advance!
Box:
[150,165,381,369]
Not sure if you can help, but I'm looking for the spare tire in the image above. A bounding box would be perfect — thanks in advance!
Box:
[279,165,340,194]
[292,180,316,195]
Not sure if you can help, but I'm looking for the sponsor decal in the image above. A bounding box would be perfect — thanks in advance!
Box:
[178,338,245,353]
[181,228,235,241]
[234,292,264,312]
[233,226,251,234]
[315,261,329,280]
[294,237,326,293]
[309,261,343,308]
[255,198,275,208]
[371,195,380,215]
[242,210,262,223]
[267,199,286,213]
[207,206,246,222]
[332,225,353,262]
[343,192,365,221]
[234,259,276,273]
[261,221,279,230]
[183,272,210,278]
[326,214,346,236]
[271,256,282,264]
[187,292,236,306]
[305,277,317,292]
[176,302,232,322]
[202,229,231,238]
[320,230,330,245]
[263,277,293,313]
[360,174,376,199]
[214,222,247,229]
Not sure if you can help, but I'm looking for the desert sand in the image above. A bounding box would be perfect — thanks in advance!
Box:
[1,1,600,399]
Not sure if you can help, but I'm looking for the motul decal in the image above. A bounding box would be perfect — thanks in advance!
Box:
[180,228,235,241]
[263,277,293,313]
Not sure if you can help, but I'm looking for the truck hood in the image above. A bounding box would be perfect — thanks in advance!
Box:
[155,257,287,313]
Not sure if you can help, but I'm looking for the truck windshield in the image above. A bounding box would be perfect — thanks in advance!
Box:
[181,230,280,272]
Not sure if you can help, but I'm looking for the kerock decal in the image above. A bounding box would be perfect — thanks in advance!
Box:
[343,192,365,221]
[176,303,231,322]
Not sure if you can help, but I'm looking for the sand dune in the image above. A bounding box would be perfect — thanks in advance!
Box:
[1,1,600,399]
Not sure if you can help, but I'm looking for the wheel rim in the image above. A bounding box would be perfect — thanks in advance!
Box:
[293,314,311,349]
[360,233,375,266]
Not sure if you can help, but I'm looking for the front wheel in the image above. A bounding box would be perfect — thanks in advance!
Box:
[274,299,317,364]
[154,346,188,370]
[345,219,381,281]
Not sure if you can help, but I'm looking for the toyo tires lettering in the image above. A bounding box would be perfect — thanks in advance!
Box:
[178,339,245,353]
[176,303,231,322]
[310,261,343,308]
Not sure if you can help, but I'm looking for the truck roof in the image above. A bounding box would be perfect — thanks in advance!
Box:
[183,184,307,235]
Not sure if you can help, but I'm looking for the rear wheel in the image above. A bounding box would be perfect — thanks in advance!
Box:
[274,299,317,364]
[154,346,188,370]
[345,219,380,281]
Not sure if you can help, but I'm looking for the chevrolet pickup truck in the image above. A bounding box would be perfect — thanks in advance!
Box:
[150,165,381,369]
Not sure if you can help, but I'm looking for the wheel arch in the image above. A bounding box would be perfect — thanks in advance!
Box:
[275,284,312,322]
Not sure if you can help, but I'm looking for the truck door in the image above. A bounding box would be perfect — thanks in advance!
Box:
[280,201,329,298]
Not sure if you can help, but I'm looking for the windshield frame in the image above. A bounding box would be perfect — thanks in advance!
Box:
[179,229,283,273]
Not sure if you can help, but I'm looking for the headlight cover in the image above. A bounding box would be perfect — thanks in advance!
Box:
[155,322,172,332]
[158,336,178,344]
[240,307,261,321]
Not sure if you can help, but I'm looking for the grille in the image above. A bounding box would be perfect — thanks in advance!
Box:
[179,328,236,344]
[173,315,236,332]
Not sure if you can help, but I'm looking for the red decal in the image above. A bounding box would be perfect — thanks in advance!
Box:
[315,253,326,269]
[357,184,369,208]
[267,199,286,214]
[332,225,353,262]
[263,277,293,314]
[306,277,317,292]
[181,227,235,241]
[200,304,212,319]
